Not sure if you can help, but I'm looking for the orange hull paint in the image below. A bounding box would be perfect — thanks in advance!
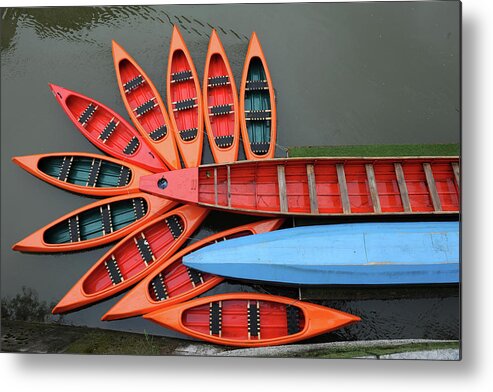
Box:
[52,205,209,314]
[143,293,360,347]
[12,193,177,253]
[140,157,460,217]
[239,32,277,160]
[112,40,181,170]
[202,29,240,164]
[102,219,284,320]
[49,83,168,173]
[12,152,150,197]
[166,25,204,168]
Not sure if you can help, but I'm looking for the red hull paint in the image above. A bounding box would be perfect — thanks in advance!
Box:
[139,157,460,217]
[144,293,360,347]
[12,193,177,253]
[52,205,209,314]
[167,25,204,168]
[101,219,284,320]
[49,84,167,173]
[112,40,181,170]
[203,29,240,163]
[12,152,150,197]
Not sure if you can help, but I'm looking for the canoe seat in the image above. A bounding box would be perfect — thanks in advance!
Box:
[123,136,140,155]
[209,301,222,336]
[208,75,229,87]
[132,198,147,220]
[100,205,113,235]
[245,80,268,91]
[165,215,183,240]
[245,110,271,121]
[123,75,145,93]
[187,267,204,287]
[99,118,119,143]
[248,301,260,338]
[105,255,123,285]
[209,104,233,116]
[86,159,102,187]
[135,234,155,265]
[173,98,198,112]
[251,142,271,155]
[286,306,301,335]
[134,98,158,118]
[171,70,193,83]
[214,135,234,148]
[151,273,168,301]
[117,165,131,187]
[58,156,74,182]
[68,216,80,243]
[78,103,98,127]
[149,124,167,141]
[179,127,198,141]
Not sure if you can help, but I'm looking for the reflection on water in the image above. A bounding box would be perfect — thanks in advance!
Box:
[1,3,460,342]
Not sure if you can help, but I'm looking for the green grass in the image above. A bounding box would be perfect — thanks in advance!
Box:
[288,143,460,158]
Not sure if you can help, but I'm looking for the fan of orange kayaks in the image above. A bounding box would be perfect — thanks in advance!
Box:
[167,25,204,168]
[112,40,181,171]
[12,193,176,253]
[12,152,151,198]
[52,205,208,314]
[49,84,168,173]
[240,32,277,160]
[101,218,284,321]
[202,29,240,164]
[143,292,360,347]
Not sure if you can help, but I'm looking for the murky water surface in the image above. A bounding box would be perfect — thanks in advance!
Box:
[1,4,460,341]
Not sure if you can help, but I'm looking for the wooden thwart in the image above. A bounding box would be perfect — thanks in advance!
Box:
[214,167,218,206]
[306,164,319,214]
[226,165,231,208]
[394,163,412,212]
[423,163,442,212]
[365,164,381,213]
[277,165,288,213]
[336,164,351,214]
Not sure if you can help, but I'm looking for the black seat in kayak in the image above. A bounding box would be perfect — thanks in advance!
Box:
[123,137,140,155]
[245,80,268,91]
[208,75,229,87]
[209,301,222,336]
[78,103,98,127]
[209,104,233,116]
[251,142,271,155]
[123,75,145,93]
[134,98,158,118]
[135,233,155,265]
[149,125,167,141]
[105,255,124,285]
[173,98,197,112]
[245,110,271,121]
[151,273,168,301]
[99,118,119,142]
[171,70,193,83]
[179,127,198,141]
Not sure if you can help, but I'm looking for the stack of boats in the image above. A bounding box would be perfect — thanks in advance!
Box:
[12,25,460,348]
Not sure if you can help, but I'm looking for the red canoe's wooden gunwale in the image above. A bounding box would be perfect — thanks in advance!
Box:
[49,84,168,173]
[101,218,284,320]
[167,25,204,168]
[112,40,181,171]
[12,152,151,197]
[239,32,277,161]
[12,193,177,253]
[139,157,459,217]
[143,293,360,347]
[52,205,209,314]
[202,29,240,164]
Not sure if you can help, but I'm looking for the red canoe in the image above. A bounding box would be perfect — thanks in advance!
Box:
[49,84,167,173]
[167,25,204,168]
[12,152,151,197]
[239,32,277,160]
[143,293,361,347]
[112,40,181,170]
[52,205,209,314]
[12,193,176,253]
[140,157,460,217]
[101,218,284,321]
[202,29,240,164]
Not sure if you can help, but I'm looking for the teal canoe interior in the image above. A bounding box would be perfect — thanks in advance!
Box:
[38,156,133,188]
[43,198,148,244]
[245,57,271,153]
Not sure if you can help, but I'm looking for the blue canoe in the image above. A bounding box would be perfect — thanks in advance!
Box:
[183,221,460,285]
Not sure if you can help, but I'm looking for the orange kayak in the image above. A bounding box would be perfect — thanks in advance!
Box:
[112,40,181,170]
[239,33,277,160]
[52,205,209,314]
[143,293,360,347]
[167,25,204,168]
[202,29,240,164]
[101,218,284,321]
[12,152,151,197]
[49,84,168,173]
[12,193,176,253]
